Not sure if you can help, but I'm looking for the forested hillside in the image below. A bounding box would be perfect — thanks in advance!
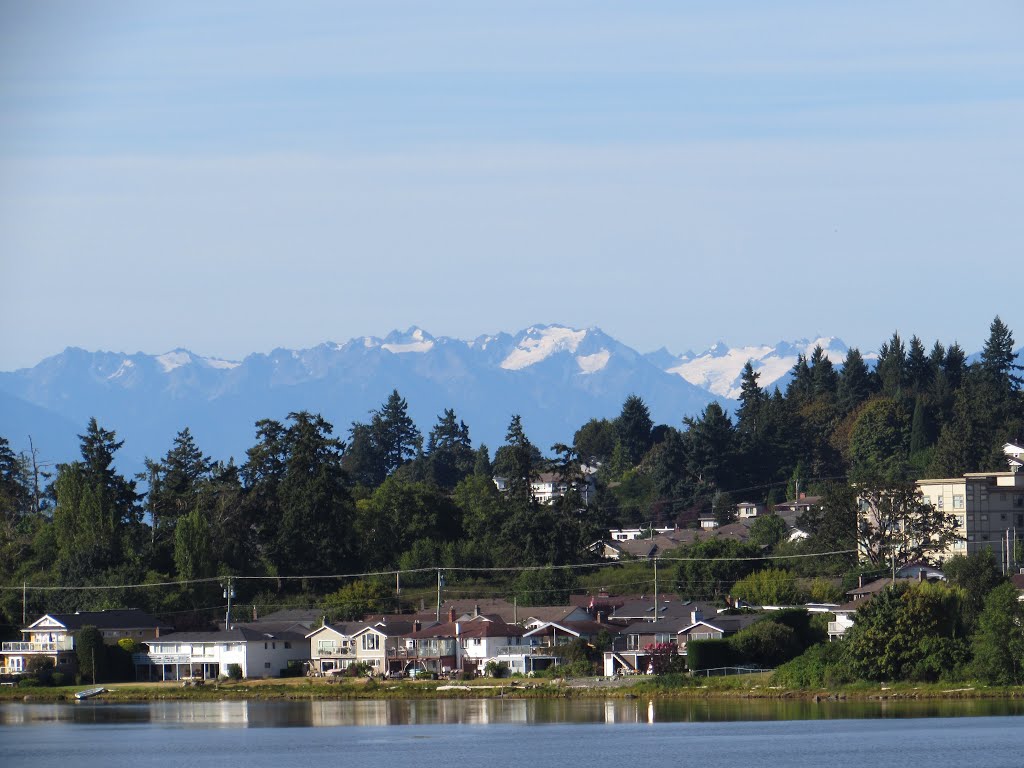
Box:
[0,317,1021,635]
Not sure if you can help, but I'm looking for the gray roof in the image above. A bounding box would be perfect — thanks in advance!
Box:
[153,627,308,643]
[34,609,169,631]
[612,599,717,622]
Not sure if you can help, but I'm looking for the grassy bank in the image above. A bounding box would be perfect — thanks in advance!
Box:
[4,674,1024,704]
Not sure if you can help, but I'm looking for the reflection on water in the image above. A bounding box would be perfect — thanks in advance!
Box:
[4,697,1024,728]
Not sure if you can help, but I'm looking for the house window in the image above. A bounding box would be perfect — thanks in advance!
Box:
[284,642,291,649]
[361,634,380,651]
[264,662,271,669]
[472,638,481,646]
[981,515,988,522]
[953,495,965,510]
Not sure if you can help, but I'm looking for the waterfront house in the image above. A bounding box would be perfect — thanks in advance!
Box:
[0,609,169,677]
[133,626,310,680]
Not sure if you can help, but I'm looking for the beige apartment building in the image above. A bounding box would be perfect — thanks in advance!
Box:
[916,469,1024,564]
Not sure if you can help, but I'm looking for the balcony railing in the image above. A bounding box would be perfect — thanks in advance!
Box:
[494,646,562,657]
[133,653,190,665]
[316,647,353,657]
[2,640,74,653]
[827,621,849,636]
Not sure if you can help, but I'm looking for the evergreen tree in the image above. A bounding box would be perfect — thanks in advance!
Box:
[908,396,933,456]
[573,418,617,465]
[943,343,967,391]
[242,412,354,577]
[493,415,540,502]
[836,347,874,415]
[786,354,814,403]
[809,345,838,400]
[425,409,474,490]
[372,390,422,476]
[735,361,765,437]
[848,398,911,483]
[52,420,140,582]
[616,395,654,467]
[875,331,907,396]
[472,444,492,477]
[905,335,933,395]
[980,315,1022,389]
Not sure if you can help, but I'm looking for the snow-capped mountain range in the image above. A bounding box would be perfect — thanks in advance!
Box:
[0,325,857,472]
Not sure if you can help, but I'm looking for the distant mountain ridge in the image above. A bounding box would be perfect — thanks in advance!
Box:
[0,324,748,472]
[2,324,1017,478]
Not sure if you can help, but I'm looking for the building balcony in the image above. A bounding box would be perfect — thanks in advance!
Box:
[315,647,353,658]
[133,653,191,665]
[494,646,561,657]
[2,640,75,653]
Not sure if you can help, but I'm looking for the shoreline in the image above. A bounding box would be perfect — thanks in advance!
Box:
[4,676,1023,704]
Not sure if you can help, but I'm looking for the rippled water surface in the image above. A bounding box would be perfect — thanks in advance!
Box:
[4,699,1024,768]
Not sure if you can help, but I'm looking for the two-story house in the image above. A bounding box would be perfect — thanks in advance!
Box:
[0,609,169,677]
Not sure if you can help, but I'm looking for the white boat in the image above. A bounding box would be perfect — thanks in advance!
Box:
[74,687,106,700]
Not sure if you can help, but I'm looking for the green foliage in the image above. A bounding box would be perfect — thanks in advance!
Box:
[844,581,967,682]
[943,549,1005,632]
[513,567,578,605]
[675,538,761,600]
[484,660,510,678]
[644,642,687,675]
[746,515,788,548]
[75,625,107,683]
[321,579,389,622]
[971,581,1024,685]
[856,481,959,569]
[173,505,212,582]
[616,395,654,467]
[226,663,242,680]
[848,398,910,483]
[686,639,736,671]
[728,620,799,668]
[771,641,854,688]
[731,569,801,606]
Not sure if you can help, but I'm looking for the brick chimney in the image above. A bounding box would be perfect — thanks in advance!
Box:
[448,607,456,623]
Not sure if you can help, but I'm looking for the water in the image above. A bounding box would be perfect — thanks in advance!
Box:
[4,699,1024,768]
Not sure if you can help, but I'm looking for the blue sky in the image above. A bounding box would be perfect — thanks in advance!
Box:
[1,1,1022,369]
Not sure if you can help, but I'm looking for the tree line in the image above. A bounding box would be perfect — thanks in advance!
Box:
[0,316,1021,633]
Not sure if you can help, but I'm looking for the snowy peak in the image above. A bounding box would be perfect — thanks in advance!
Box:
[156,349,194,372]
[656,337,851,399]
[500,325,589,371]
[381,326,435,354]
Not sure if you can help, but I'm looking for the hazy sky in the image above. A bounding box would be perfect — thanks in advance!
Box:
[2,1,1022,370]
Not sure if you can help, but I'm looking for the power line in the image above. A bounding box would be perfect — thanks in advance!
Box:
[1,549,856,593]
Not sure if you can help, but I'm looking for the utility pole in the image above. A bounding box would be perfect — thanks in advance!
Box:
[653,558,659,621]
[436,570,443,623]
[22,582,26,625]
[222,577,235,629]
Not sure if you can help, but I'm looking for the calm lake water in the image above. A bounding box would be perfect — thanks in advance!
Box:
[4,699,1024,768]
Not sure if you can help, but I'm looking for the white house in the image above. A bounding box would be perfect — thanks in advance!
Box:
[134,626,310,680]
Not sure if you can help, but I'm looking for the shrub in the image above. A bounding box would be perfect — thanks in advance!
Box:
[18,678,40,688]
[280,660,304,678]
[728,621,799,668]
[26,656,55,684]
[226,664,243,680]
[50,672,67,687]
[772,641,854,688]
[484,661,510,678]
[686,639,736,672]
[345,662,372,677]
